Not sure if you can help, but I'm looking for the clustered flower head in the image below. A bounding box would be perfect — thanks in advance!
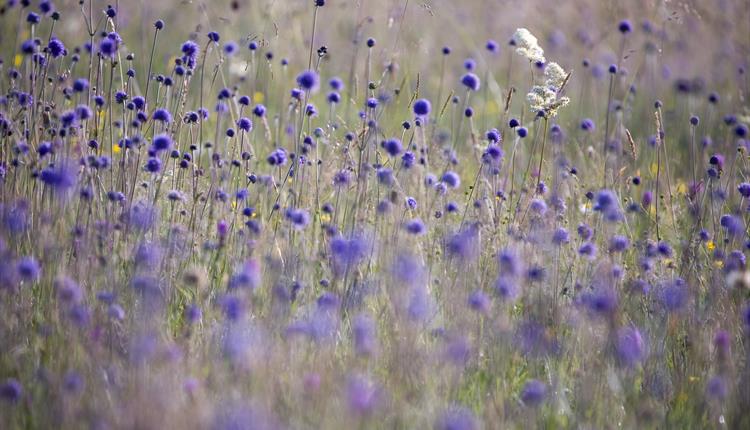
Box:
[526,61,571,117]
[512,28,546,63]
[514,28,570,118]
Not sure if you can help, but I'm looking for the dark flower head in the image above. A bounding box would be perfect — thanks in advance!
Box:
[618,19,632,34]
[252,104,266,117]
[237,117,253,132]
[460,73,480,91]
[383,138,403,157]
[296,70,319,92]
[16,256,40,281]
[47,38,66,57]
[153,108,172,123]
[98,35,118,58]
[413,98,431,117]
[486,39,498,53]
[0,378,22,403]
[152,134,173,152]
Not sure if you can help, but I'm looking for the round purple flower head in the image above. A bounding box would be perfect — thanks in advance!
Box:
[460,73,480,91]
[618,19,633,34]
[347,374,380,416]
[441,171,461,189]
[405,218,426,235]
[616,326,646,367]
[0,378,22,404]
[520,379,547,407]
[237,117,253,132]
[285,208,310,229]
[17,256,40,281]
[383,138,403,157]
[153,108,172,123]
[486,39,498,53]
[435,405,478,430]
[296,70,319,92]
[413,99,431,117]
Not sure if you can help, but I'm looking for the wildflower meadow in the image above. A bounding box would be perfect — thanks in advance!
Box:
[1,0,750,428]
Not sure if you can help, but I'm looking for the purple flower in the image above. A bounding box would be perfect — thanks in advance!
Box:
[237,117,253,132]
[40,161,77,192]
[593,189,623,222]
[98,34,119,58]
[330,234,369,276]
[618,19,633,34]
[0,378,22,403]
[520,379,547,407]
[616,326,646,367]
[441,171,461,188]
[552,227,570,245]
[659,278,688,312]
[444,335,471,366]
[285,208,310,229]
[405,218,426,235]
[413,98,431,116]
[445,225,479,261]
[16,256,40,281]
[609,235,629,253]
[267,148,288,166]
[435,405,478,430]
[151,133,173,152]
[353,314,377,357]
[333,169,351,188]
[494,276,518,301]
[383,138,403,157]
[347,374,380,416]
[227,260,261,291]
[47,38,66,57]
[467,290,490,313]
[482,144,504,165]
[153,108,172,123]
[460,73,481,91]
[296,70,319,92]
[145,157,162,173]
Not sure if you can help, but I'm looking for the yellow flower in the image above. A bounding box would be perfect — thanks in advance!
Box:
[113,144,121,154]
[676,182,687,195]
[650,163,658,175]
[706,241,715,251]
[253,92,265,104]
[14,54,22,68]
